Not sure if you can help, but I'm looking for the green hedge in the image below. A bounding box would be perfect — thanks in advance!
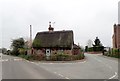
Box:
[104,48,120,58]
[17,50,85,61]
[50,53,84,61]
[18,54,33,60]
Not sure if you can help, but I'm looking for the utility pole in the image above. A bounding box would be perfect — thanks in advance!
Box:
[30,25,32,48]
[28,25,33,55]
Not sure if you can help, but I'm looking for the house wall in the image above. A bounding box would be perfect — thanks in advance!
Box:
[50,49,73,55]
[72,49,81,55]
[64,50,72,55]
[32,48,73,55]
[31,49,45,60]
[33,49,45,55]
[31,48,81,60]
[116,26,120,49]
[113,24,120,49]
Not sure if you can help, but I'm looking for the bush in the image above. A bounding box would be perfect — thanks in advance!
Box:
[50,53,71,61]
[72,53,85,60]
[11,48,19,56]
[103,48,120,58]
[88,47,93,52]
[32,54,45,61]
[18,51,85,61]
[6,50,12,55]
[19,48,26,55]
[18,54,32,60]
[50,52,85,61]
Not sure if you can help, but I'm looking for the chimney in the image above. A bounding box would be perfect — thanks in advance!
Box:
[114,24,116,27]
[48,22,54,32]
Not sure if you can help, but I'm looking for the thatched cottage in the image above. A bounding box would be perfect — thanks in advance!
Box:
[32,22,80,57]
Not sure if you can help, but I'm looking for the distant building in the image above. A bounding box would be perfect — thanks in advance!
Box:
[112,24,120,49]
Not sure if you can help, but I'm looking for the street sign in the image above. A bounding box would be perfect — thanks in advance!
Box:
[46,49,51,57]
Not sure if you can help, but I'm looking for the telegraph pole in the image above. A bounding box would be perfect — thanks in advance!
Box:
[30,25,32,48]
[29,25,33,55]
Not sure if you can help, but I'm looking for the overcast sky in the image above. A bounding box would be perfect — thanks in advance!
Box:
[0,0,119,49]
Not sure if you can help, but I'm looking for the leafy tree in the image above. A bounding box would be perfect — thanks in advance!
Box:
[87,39,93,47]
[2,48,7,54]
[93,37,102,47]
[32,39,41,48]
[92,37,104,51]
[85,46,88,52]
[88,47,93,52]
[6,50,11,55]
[11,38,25,56]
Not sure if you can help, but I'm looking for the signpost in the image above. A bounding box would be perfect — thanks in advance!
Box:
[46,49,51,60]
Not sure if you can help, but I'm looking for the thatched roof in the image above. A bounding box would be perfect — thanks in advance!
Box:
[33,30,74,49]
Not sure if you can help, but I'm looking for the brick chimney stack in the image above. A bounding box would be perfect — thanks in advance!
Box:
[48,22,54,32]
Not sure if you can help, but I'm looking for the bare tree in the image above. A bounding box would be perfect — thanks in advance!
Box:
[87,39,93,47]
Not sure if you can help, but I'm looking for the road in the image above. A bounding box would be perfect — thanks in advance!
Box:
[0,53,118,80]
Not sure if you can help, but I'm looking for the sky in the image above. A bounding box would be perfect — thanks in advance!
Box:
[0,0,119,49]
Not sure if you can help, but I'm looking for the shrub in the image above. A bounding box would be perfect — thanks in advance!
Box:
[16,53,30,60]
[54,53,71,61]
[19,48,26,55]
[103,48,120,58]
[32,54,45,61]
[50,51,85,61]
[88,47,93,52]
[72,53,85,60]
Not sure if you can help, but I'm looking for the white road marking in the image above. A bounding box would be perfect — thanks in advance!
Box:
[109,72,117,79]
[54,72,57,74]
[1,58,24,62]
[14,58,22,61]
[54,72,70,79]
[26,60,30,62]
[65,77,70,79]
[58,74,64,77]
[31,62,34,64]
[78,61,86,63]
[0,59,8,62]
[4,59,8,61]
